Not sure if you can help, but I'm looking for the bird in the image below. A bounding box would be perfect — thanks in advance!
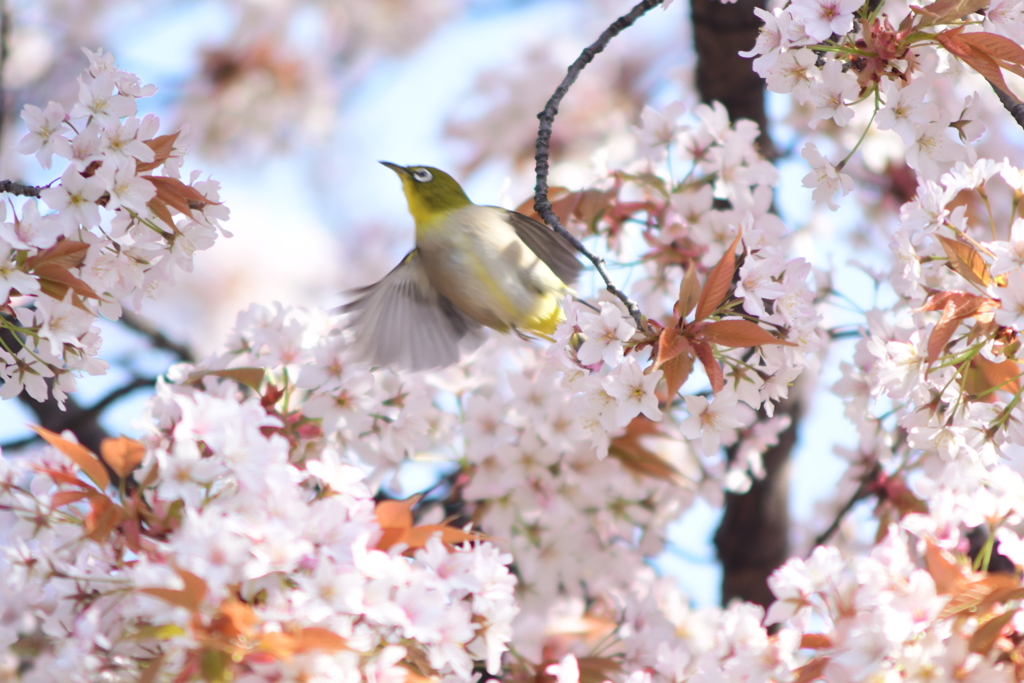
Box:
[342,162,583,372]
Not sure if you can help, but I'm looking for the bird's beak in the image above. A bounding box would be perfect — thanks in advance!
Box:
[379,161,409,176]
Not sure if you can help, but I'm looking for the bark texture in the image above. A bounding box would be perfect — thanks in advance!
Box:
[691,0,796,607]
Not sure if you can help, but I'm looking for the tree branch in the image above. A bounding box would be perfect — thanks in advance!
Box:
[812,461,882,549]
[992,83,1024,132]
[533,0,663,331]
[120,311,196,362]
[3,376,155,452]
[0,180,43,197]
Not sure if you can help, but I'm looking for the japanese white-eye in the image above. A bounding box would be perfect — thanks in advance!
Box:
[343,162,582,371]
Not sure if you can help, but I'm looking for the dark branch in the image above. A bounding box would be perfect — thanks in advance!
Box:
[992,83,1024,132]
[3,376,155,452]
[0,180,43,197]
[120,311,196,362]
[533,0,662,331]
[812,461,882,549]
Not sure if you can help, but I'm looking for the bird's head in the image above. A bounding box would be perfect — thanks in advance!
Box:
[380,162,471,228]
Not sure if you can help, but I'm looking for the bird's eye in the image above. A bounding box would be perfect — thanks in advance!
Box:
[412,168,433,183]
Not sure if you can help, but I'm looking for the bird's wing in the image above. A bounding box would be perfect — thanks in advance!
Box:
[504,210,584,287]
[341,250,486,371]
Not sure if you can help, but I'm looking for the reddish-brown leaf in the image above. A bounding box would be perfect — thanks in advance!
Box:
[941,573,1024,619]
[937,29,1020,101]
[912,0,989,25]
[663,348,695,399]
[34,263,101,300]
[137,654,165,683]
[147,197,177,231]
[652,325,689,372]
[135,132,181,173]
[927,301,963,366]
[184,367,266,391]
[50,490,91,508]
[926,541,966,595]
[792,657,830,683]
[29,424,110,490]
[402,525,486,549]
[917,290,985,313]
[969,609,1016,654]
[24,238,90,271]
[143,176,215,217]
[84,493,124,540]
[936,235,993,288]
[294,627,348,654]
[375,497,417,531]
[608,417,690,485]
[100,436,146,479]
[962,50,1019,99]
[678,265,701,319]
[140,567,207,612]
[702,319,797,348]
[694,231,743,322]
[977,356,1023,394]
[958,32,1024,67]
[693,340,724,393]
[800,633,832,649]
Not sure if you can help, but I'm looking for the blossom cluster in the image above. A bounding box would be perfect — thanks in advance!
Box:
[741,0,1004,209]
[0,354,518,682]
[198,302,694,670]
[831,158,1024,562]
[5,49,227,406]
[554,102,821,492]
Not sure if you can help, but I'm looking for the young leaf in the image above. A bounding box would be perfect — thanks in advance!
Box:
[694,231,743,322]
[968,609,1016,654]
[142,175,216,217]
[135,131,181,173]
[693,340,724,393]
[24,238,90,271]
[678,264,701,319]
[702,319,797,347]
[927,300,962,366]
[957,32,1024,69]
[100,436,146,479]
[977,356,1022,394]
[34,263,102,300]
[608,416,691,486]
[936,30,1019,101]
[800,634,832,649]
[937,235,992,288]
[140,567,208,612]
[926,541,966,595]
[912,0,989,25]
[652,325,689,372]
[294,627,349,654]
[663,348,695,399]
[29,424,111,490]
[185,368,266,391]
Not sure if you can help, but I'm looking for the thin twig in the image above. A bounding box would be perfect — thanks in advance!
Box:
[120,311,196,362]
[992,83,1024,132]
[534,0,662,331]
[0,180,42,197]
[811,461,882,549]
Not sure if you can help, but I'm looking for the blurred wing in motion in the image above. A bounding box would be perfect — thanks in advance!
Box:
[342,250,486,371]
[505,210,584,287]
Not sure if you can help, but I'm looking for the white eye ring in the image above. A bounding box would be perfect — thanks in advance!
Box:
[412,168,433,183]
